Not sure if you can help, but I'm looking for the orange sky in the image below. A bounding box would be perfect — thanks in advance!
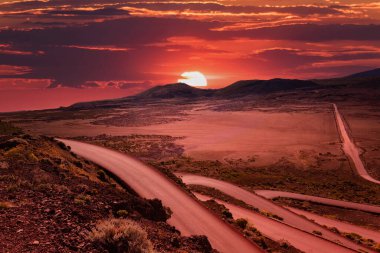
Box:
[1,0,380,111]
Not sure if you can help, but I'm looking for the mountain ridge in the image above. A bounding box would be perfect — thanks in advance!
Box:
[70,67,379,109]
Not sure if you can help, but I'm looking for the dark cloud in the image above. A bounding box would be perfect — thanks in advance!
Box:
[0,1,343,16]
[125,2,343,16]
[0,17,221,48]
[230,24,380,41]
[44,7,130,16]
[0,15,380,88]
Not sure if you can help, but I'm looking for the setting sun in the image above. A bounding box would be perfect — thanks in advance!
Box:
[178,71,208,87]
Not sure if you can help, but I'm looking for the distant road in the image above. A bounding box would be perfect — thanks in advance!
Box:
[179,174,374,253]
[333,104,380,184]
[195,193,358,253]
[287,207,380,242]
[255,190,380,214]
[58,139,262,253]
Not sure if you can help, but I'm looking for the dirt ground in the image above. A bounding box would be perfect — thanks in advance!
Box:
[10,102,342,170]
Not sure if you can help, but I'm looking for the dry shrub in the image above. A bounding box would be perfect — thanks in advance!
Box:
[89,218,154,253]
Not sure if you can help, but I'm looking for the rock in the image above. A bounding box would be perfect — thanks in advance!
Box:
[0,161,9,169]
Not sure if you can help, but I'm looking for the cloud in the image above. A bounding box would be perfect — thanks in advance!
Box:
[45,8,130,16]
[0,15,380,88]
[228,24,380,41]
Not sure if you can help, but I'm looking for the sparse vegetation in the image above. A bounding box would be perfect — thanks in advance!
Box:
[74,194,92,205]
[235,218,248,229]
[0,201,15,209]
[0,121,22,135]
[116,210,129,218]
[0,132,214,252]
[260,211,284,221]
[97,170,108,182]
[88,218,154,253]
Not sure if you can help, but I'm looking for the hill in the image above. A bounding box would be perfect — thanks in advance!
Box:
[216,78,319,98]
[346,68,380,78]
[65,68,380,110]
[0,121,214,253]
[135,83,214,99]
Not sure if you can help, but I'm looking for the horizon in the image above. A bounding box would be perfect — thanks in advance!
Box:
[1,67,377,113]
[1,0,380,111]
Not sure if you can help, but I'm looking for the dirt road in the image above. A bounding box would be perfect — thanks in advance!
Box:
[255,190,380,214]
[333,104,380,184]
[58,139,262,253]
[179,174,374,253]
[287,207,380,242]
[196,193,358,253]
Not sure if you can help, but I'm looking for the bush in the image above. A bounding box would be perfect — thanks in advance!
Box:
[116,210,129,218]
[89,219,154,253]
[97,170,108,182]
[236,218,248,229]
[222,209,233,219]
[0,201,15,209]
[74,194,91,205]
[57,141,70,151]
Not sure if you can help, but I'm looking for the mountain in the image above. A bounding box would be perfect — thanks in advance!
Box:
[346,68,380,78]
[135,83,213,99]
[215,78,319,97]
[69,69,380,109]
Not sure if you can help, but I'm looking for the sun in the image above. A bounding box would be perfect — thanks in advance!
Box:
[178,71,208,87]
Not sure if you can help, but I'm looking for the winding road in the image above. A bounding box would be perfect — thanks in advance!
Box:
[255,190,380,214]
[286,207,380,242]
[58,139,262,253]
[179,174,375,253]
[195,193,359,253]
[333,104,380,184]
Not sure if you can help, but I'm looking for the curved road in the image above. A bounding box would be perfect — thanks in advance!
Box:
[179,174,374,253]
[58,139,262,253]
[333,104,380,184]
[255,190,380,214]
[196,193,358,253]
[287,207,380,242]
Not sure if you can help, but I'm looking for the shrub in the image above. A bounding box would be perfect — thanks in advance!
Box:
[97,170,108,182]
[0,121,22,135]
[116,210,129,218]
[27,152,39,162]
[89,218,154,253]
[222,209,233,219]
[74,194,91,205]
[57,141,70,151]
[0,201,15,209]
[236,218,248,229]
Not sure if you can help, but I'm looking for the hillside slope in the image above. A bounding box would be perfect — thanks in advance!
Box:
[0,121,214,253]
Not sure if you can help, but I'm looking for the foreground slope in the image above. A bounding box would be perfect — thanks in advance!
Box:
[0,122,216,253]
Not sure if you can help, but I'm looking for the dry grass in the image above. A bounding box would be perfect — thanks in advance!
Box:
[89,218,154,253]
[0,201,15,209]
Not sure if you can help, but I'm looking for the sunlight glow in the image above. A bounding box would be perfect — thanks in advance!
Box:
[178,71,208,87]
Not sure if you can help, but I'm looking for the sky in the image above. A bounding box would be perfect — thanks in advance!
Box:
[1,0,380,111]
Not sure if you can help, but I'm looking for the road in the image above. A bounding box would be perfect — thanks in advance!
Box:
[58,139,262,253]
[195,193,358,253]
[287,207,380,242]
[255,190,380,214]
[333,104,380,184]
[179,174,374,253]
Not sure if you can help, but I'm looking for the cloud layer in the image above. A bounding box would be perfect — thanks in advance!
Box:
[0,0,380,110]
